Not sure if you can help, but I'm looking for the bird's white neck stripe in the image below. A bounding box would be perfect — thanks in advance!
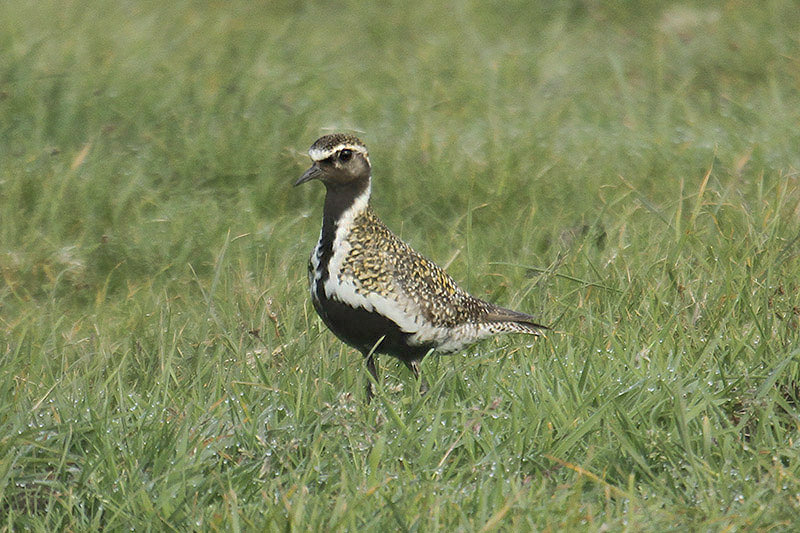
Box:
[312,180,371,285]
[317,182,369,284]
[333,180,371,237]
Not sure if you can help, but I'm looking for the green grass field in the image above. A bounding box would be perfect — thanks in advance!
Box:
[2,1,800,530]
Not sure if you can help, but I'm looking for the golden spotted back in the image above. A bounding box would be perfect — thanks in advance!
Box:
[340,207,493,328]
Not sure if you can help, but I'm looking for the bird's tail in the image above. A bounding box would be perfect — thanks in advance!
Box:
[485,306,549,335]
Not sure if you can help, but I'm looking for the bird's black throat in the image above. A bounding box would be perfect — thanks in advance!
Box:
[314,177,371,297]
[320,178,370,244]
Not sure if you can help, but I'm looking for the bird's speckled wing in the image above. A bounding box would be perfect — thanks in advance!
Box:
[340,207,498,328]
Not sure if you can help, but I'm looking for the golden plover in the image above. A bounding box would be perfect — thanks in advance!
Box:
[295,133,546,400]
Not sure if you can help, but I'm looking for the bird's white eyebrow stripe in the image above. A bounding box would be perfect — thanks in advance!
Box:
[308,143,369,162]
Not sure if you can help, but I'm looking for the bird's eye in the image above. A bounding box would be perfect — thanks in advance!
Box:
[338,149,352,162]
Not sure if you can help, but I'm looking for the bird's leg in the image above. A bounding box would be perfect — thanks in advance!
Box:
[364,352,379,403]
[404,360,429,395]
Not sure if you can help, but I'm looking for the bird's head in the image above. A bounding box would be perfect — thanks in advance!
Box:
[295,133,371,188]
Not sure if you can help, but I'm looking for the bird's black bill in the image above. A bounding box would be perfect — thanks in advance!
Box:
[294,164,322,186]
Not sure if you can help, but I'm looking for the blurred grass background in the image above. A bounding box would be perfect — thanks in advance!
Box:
[2,0,800,530]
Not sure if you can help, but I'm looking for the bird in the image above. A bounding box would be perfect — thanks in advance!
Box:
[295,133,547,400]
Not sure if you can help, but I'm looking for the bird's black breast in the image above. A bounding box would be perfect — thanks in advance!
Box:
[311,290,433,363]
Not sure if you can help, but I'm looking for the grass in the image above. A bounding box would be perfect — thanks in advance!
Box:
[2,0,800,530]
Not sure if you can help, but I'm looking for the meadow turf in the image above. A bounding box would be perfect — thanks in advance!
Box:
[2,0,800,530]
